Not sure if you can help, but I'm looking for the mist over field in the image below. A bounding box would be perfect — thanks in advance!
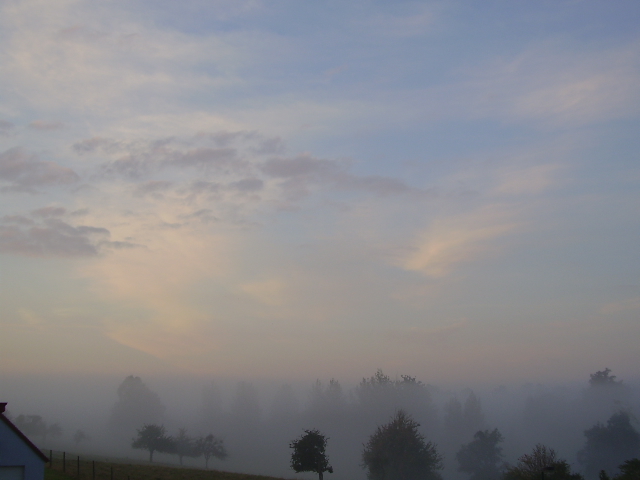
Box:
[2,369,639,480]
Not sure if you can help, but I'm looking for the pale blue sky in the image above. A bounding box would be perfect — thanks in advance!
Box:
[1,0,639,384]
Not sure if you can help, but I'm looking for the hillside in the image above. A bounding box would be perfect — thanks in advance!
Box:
[45,455,291,480]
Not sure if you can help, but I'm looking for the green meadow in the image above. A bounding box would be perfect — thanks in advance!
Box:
[45,457,289,480]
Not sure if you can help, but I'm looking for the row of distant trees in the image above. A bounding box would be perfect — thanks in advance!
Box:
[437,407,639,480]
[12,414,89,446]
[131,424,227,468]
[291,409,640,480]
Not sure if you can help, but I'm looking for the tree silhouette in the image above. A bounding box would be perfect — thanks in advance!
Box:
[578,412,640,478]
[196,434,228,469]
[73,430,89,445]
[362,410,442,480]
[444,392,485,441]
[290,429,333,480]
[612,458,640,480]
[131,424,175,462]
[110,376,165,439]
[456,429,504,480]
[589,369,620,387]
[503,444,583,480]
[174,428,199,466]
[14,414,62,442]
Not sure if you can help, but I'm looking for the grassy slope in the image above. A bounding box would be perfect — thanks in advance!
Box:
[45,458,289,480]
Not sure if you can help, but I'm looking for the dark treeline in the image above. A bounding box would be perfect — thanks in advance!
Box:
[6,368,640,480]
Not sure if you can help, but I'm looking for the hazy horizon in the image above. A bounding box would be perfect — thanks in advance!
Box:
[2,368,638,480]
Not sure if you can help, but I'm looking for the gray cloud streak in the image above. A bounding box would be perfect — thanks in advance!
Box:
[0,147,79,191]
[0,210,139,258]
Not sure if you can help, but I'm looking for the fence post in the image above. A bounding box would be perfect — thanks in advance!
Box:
[49,450,52,468]
[63,452,66,473]
[92,461,95,480]
[110,466,113,480]
[77,456,80,478]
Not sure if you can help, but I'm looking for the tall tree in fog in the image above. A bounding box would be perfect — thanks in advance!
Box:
[109,376,165,439]
[14,415,62,443]
[520,392,574,453]
[444,391,485,441]
[201,381,225,433]
[456,429,504,480]
[463,393,485,432]
[307,379,347,425]
[356,370,436,427]
[610,459,640,480]
[444,397,464,433]
[588,369,621,388]
[362,410,443,480]
[174,428,199,466]
[583,369,630,425]
[270,384,300,424]
[578,411,640,479]
[73,429,89,446]
[290,429,333,480]
[231,382,261,429]
[504,444,583,480]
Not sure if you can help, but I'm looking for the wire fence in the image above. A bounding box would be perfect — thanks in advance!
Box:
[44,450,164,480]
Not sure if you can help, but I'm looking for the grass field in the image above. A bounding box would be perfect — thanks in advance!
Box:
[45,456,290,480]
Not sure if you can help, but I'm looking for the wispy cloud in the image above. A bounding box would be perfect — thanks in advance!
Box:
[404,205,524,278]
[0,147,79,191]
[0,218,107,257]
[0,206,139,257]
[361,4,436,38]
[28,120,64,130]
[461,40,640,127]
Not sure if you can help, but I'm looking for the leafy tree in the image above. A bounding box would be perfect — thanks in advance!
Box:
[357,370,395,406]
[362,410,442,480]
[589,369,621,388]
[201,381,225,432]
[356,371,436,431]
[578,412,640,478]
[73,430,89,445]
[612,458,640,480]
[309,379,346,412]
[464,393,485,430]
[110,376,165,439]
[14,415,62,442]
[290,429,333,480]
[15,414,47,438]
[45,423,62,442]
[444,397,464,431]
[503,444,583,480]
[131,424,175,462]
[174,428,199,466]
[196,434,228,469]
[444,392,485,440]
[270,384,300,423]
[456,429,504,480]
[232,382,261,428]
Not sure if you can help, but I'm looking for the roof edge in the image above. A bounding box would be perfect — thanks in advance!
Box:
[0,411,50,463]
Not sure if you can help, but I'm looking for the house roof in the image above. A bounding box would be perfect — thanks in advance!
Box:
[0,403,50,463]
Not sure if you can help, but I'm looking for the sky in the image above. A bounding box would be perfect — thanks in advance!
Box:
[1,0,639,386]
